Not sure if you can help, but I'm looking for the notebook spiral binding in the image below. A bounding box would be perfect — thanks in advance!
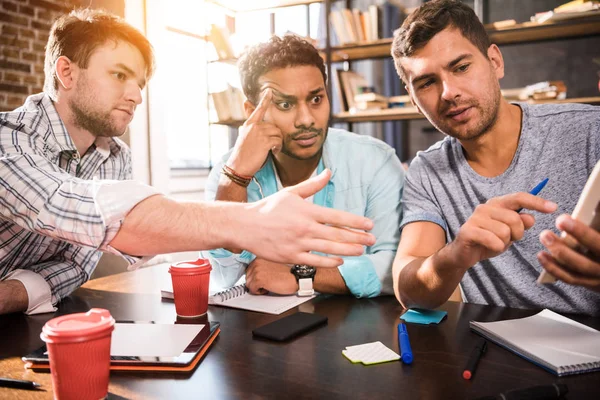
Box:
[560,361,600,376]
[212,284,248,303]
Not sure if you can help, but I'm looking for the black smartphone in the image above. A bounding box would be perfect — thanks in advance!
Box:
[252,312,327,342]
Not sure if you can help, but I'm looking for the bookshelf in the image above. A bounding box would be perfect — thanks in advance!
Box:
[323,8,600,126]
[333,96,600,123]
[323,14,600,62]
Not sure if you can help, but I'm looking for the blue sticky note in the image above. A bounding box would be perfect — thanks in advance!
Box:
[400,309,447,325]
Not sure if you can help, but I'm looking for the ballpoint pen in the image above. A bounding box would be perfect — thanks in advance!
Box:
[397,323,413,364]
[516,178,549,213]
[0,377,42,391]
[462,337,486,380]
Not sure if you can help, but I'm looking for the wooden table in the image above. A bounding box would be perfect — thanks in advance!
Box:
[1,264,599,399]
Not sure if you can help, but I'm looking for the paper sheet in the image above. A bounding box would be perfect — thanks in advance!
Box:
[110,323,203,357]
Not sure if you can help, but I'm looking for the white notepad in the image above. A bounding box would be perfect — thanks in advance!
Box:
[470,309,600,376]
[161,283,315,315]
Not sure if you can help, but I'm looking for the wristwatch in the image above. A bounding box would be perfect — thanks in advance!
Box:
[290,264,316,296]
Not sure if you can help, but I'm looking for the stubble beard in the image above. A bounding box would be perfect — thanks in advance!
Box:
[433,75,502,142]
[69,76,125,138]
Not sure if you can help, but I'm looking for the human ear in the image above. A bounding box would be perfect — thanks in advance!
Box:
[55,56,78,90]
[487,44,505,80]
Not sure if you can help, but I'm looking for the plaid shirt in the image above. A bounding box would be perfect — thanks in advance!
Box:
[0,93,158,312]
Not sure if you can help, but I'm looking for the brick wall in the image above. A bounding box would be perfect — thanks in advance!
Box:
[0,0,86,111]
[0,0,125,111]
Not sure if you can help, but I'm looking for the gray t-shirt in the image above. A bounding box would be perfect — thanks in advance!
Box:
[401,102,600,316]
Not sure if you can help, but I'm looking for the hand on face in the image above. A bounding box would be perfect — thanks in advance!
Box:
[538,215,600,292]
[449,192,557,269]
[240,169,374,268]
[227,89,283,177]
[245,259,298,295]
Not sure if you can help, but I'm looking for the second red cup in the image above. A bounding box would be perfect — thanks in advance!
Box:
[41,308,115,400]
[169,258,212,317]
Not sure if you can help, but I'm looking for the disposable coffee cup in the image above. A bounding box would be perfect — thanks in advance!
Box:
[169,258,212,318]
[41,308,115,400]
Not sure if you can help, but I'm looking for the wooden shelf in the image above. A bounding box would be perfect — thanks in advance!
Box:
[208,57,238,65]
[334,106,423,123]
[323,14,600,63]
[333,97,600,123]
[210,119,245,127]
[524,96,600,105]
[206,0,324,13]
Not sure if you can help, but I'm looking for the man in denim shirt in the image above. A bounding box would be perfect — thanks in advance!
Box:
[203,35,404,298]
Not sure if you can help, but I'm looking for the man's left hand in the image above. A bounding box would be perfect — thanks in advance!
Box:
[245,258,298,295]
[538,214,600,292]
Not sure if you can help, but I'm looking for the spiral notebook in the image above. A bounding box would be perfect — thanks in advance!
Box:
[470,309,600,376]
[161,284,316,315]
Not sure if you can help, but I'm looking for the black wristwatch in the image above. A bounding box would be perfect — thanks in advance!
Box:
[290,264,316,296]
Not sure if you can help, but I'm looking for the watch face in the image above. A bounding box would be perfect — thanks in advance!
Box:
[292,264,316,279]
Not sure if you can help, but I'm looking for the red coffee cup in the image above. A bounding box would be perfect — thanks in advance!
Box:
[41,308,115,400]
[169,258,212,318]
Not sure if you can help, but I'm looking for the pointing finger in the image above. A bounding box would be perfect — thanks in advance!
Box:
[247,89,272,124]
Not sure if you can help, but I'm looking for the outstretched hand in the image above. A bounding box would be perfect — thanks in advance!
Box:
[239,169,375,268]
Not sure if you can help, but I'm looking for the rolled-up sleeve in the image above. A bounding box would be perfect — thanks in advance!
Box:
[1,151,160,268]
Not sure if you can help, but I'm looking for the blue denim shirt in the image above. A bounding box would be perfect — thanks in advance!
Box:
[201,128,404,297]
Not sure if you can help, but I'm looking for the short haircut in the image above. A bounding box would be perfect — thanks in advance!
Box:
[44,8,155,99]
[238,34,327,105]
[391,0,490,83]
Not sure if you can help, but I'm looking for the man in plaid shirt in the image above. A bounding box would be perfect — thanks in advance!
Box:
[0,9,376,315]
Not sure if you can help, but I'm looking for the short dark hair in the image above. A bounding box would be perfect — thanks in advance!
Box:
[391,0,490,83]
[44,8,155,99]
[238,34,327,105]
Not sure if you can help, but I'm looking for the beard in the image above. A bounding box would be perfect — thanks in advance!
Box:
[280,126,327,160]
[69,76,127,138]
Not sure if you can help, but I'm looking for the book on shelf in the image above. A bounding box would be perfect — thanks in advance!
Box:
[367,5,380,41]
[354,100,388,111]
[336,70,370,112]
[354,92,388,103]
[531,0,599,23]
[388,95,412,107]
[502,80,567,101]
[352,9,365,42]
[555,0,599,13]
[329,5,387,45]
[470,309,600,376]
[210,85,245,123]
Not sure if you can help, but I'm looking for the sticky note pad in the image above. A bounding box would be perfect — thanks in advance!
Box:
[400,309,447,325]
[342,341,400,365]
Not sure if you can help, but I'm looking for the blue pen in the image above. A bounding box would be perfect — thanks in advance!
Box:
[397,323,413,364]
[516,178,549,213]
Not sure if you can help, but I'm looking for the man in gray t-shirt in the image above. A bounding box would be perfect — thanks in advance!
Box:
[390,1,600,316]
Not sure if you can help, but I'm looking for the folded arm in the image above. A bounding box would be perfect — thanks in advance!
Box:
[0,244,101,315]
